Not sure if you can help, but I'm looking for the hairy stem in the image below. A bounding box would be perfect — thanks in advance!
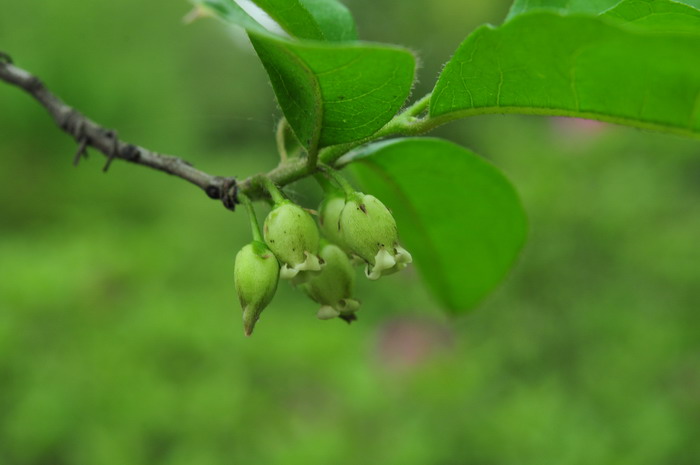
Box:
[260,176,286,205]
[402,93,432,118]
[318,165,355,197]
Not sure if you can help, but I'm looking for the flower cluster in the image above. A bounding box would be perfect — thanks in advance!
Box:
[233,176,412,335]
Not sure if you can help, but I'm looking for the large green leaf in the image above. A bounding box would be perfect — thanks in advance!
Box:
[430,12,700,138]
[345,138,527,313]
[506,0,700,19]
[604,0,700,33]
[195,0,414,150]
[251,33,415,151]
[197,0,356,41]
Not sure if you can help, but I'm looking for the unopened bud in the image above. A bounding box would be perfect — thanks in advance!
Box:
[263,200,324,280]
[318,193,347,248]
[338,193,412,280]
[301,243,360,320]
[234,241,280,336]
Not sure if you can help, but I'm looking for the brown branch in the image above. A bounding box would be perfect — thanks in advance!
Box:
[0,53,238,209]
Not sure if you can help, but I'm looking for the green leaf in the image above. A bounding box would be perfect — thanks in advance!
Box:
[604,0,700,34]
[346,138,527,313]
[195,0,356,41]
[254,0,357,41]
[430,12,700,138]
[194,0,413,149]
[251,33,415,150]
[506,0,700,20]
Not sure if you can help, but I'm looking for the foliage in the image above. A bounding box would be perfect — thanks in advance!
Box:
[192,0,700,317]
[2,0,700,463]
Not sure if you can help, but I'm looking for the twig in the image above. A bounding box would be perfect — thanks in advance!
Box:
[0,54,238,209]
[0,52,441,206]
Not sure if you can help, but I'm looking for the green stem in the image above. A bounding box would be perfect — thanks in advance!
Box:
[403,93,432,118]
[235,88,700,203]
[313,173,336,194]
[306,145,319,172]
[238,92,436,200]
[317,95,434,167]
[260,176,286,205]
[319,165,355,197]
[240,193,264,242]
[275,118,289,163]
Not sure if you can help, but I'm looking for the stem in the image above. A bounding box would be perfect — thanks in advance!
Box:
[306,145,319,172]
[313,173,336,194]
[403,93,432,118]
[319,165,355,197]
[316,94,433,167]
[260,176,286,205]
[0,57,445,207]
[10,50,698,212]
[240,193,264,242]
[0,57,232,198]
[275,118,289,163]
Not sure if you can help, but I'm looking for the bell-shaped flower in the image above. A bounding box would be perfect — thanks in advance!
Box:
[234,241,280,336]
[263,200,323,281]
[338,193,412,280]
[318,193,347,248]
[301,243,360,320]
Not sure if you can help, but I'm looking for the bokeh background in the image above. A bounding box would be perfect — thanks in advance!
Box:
[2,1,700,464]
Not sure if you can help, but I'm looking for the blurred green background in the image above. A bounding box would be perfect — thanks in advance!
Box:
[2,1,700,464]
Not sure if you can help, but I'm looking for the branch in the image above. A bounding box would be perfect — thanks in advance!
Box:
[0,53,238,209]
[0,52,438,207]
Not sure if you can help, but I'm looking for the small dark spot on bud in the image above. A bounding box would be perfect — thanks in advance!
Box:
[359,204,367,214]
[292,248,296,252]
[319,258,326,265]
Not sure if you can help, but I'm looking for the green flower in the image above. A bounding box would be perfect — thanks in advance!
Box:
[264,200,324,281]
[318,193,347,248]
[338,193,412,280]
[234,241,280,336]
[301,243,360,320]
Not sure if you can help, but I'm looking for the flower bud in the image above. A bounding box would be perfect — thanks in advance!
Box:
[263,200,323,280]
[234,241,280,336]
[300,243,360,320]
[338,193,412,280]
[318,193,347,248]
